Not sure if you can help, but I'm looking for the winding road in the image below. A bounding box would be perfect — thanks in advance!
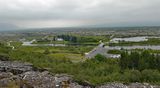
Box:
[85,43,118,58]
[85,42,160,59]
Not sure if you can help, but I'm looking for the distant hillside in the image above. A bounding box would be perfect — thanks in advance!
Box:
[0,23,18,31]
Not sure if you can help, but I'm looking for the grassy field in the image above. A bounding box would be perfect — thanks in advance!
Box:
[49,53,84,62]
[18,46,94,53]
[12,45,94,63]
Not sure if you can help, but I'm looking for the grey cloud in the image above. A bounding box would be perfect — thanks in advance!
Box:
[0,0,160,28]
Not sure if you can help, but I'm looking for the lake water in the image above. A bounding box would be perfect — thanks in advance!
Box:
[110,36,148,43]
[107,45,160,50]
[108,36,160,50]
[22,41,66,47]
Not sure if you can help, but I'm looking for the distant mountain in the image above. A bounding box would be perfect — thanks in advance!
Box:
[0,23,18,31]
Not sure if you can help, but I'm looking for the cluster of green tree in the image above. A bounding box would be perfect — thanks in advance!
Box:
[120,51,160,71]
[34,35,109,45]
[34,36,60,44]
[57,35,77,43]
[109,38,160,46]
[57,35,108,44]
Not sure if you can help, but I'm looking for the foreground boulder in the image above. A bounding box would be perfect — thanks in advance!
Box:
[0,55,10,61]
[0,72,13,79]
[127,83,160,88]
[0,61,33,74]
[97,83,126,88]
[21,71,55,88]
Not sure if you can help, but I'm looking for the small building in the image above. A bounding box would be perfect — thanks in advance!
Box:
[19,38,26,42]
[110,54,121,58]
[56,38,64,41]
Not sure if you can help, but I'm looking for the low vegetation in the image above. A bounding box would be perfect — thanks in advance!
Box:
[0,43,160,86]
[107,50,121,54]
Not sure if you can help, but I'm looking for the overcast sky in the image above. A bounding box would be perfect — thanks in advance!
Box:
[0,0,160,29]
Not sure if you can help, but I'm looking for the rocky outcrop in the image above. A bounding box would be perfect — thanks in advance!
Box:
[0,61,88,88]
[0,71,88,88]
[0,60,159,88]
